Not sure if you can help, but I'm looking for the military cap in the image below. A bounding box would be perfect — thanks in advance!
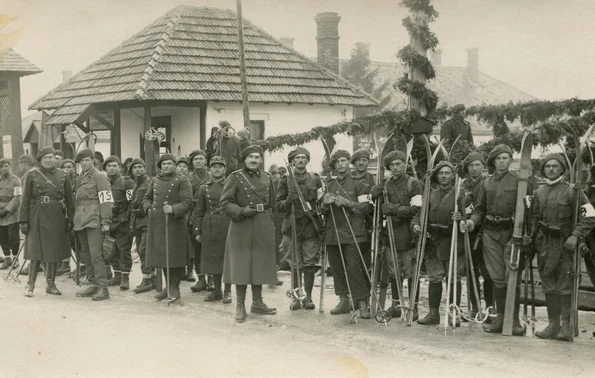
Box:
[329,149,350,167]
[189,149,207,163]
[37,146,55,162]
[452,104,466,113]
[486,144,513,168]
[53,150,64,158]
[209,155,226,167]
[0,158,10,166]
[350,149,371,164]
[431,160,455,183]
[94,151,104,163]
[128,158,146,174]
[75,148,94,163]
[384,150,406,170]
[18,154,35,166]
[241,145,263,161]
[102,155,121,171]
[176,157,189,167]
[539,153,566,177]
[288,147,310,162]
[157,154,176,169]
[463,151,485,173]
[60,159,75,168]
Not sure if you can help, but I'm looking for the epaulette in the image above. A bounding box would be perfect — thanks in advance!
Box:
[262,170,271,176]
[230,169,243,175]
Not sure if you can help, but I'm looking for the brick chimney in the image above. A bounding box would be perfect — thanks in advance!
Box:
[62,70,73,82]
[429,49,442,66]
[466,48,479,82]
[279,37,295,48]
[314,12,341,74]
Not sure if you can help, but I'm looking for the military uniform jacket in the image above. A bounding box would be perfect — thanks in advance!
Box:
[73,167,113,230]
[461,176,484,244]
[383,173,422,250]
[323,173,370,245]
[188,168,210,196]
[192,178,229,274]
[220,168,277,285]
[143,172,193,268]
[353,171,375,188]
[471,170,528,242]
[275,170,322,239]
[440,116,474,145]
[130,174,151,231]
[107,173,134,226]
[19,167,75,262]
[0,173,22,226]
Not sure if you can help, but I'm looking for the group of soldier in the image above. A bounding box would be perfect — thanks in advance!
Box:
[1,115,595,339]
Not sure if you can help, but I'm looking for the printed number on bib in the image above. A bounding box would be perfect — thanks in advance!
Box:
[98,190,114,204]
[126,190,132,201]
[358,194,371,203]
[13,186,22,196]
[581,203,595,218]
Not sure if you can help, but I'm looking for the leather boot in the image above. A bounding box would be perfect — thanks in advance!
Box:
[484,313,504,333]
[186,266,195,282]
[330,295,351,315]
[302,295,315,310]
[154,288,168,301]
[359,300,371,319]
[169,270,181,300]
[108,271,121,286]
[106,267,113,281]
[484,287,506,333]
[388,278,402,318]
[387,303,401,319]
[24,260,40,297]
[418,308,441,325]
[92,287,110,301]
[409,278,420,321]
[557,295,573,341]
[207,275,215,291]
[223,285,232,304]
[150,275,157,290]
[45,263,62,295]
[290,298,302,311]
[535,294,561,339]
[76,286,99,297]
[236,303,247,323]
[191,275,207,292]
[205,291,223,302]
[120,273,130,291]
[0,256,12,270]
[134,278,153,294]
[511,287,525,336]
[251,298,277,315]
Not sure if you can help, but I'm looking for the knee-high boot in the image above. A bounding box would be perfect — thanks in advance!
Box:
[46,262,62,295]
[24,260,40,297]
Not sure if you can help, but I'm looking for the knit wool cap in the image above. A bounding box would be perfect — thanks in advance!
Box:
[128,158,146,174]
[176,157,189,167]
[75,148,94,163]
[36,146,55,162]
[463,151,485,173]
[18,154,35,166]
[350,149,371,164]
[486,144,513,168]
[384,150,406,170]
[539,154,566,177]
[94,151,104,163]
[0,158,10,166]
[452,104,465,113]
[241,145,264,161]
[53,150,64,158]
[157,154,176,169]
[431,160,455,183]
[288,147,310,162]
[209,155,226,167]
[60,159,75,168]
[189,149,207,163]
[329,149,351,167]
[102,155,121,171]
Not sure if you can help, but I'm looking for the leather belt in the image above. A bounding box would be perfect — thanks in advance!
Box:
[0,196,13,202]
[252,204,273,212]
[32,196,63,205]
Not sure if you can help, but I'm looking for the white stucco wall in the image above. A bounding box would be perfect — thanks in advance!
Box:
[206,102,354,173]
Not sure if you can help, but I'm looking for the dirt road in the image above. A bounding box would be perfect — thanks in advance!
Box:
[0,269,593,377]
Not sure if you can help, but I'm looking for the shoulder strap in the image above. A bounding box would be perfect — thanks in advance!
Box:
[407,176,413,197]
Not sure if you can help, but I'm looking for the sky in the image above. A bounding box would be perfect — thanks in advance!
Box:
[1,0,595,118]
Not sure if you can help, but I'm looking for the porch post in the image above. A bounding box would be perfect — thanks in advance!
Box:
[199,101,206,150]
[111,108,122,158]
[143,105,156,176]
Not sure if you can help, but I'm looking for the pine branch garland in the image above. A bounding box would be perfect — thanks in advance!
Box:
[396,46,436,79]
[395,76,439,113]
[401,17,439,51]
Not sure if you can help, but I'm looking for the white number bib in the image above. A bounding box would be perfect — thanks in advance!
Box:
[13,186,22,196]
[126,190,133,201]
[98,190,114,204]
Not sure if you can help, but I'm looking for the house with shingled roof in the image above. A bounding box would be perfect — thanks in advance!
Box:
[29,5,377,167]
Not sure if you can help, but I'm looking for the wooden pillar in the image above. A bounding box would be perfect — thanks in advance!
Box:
[87,118,95,151]
[199,102,206,150]
[236,0,251,132]
[111,108,121,158]
[8,76,24,165]
[143,105,156,176]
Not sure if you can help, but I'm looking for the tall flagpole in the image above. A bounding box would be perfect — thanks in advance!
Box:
[236,0,251,135]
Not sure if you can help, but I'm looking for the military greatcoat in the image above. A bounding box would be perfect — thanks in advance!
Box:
[0,173,22,226]
[220,168,277,285]
[143,172,193,268]
[19,167,74,262]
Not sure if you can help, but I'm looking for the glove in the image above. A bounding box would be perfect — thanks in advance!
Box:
[460,219,474,233]
[19,222,29,235]
[101,224,110,234]
[564,235,578,251]
[334,195,352,208]
[523,234,532,246]
[286,192,298,205]
[370,185,384,200]
[241,206,258,219]
[412,224,421,236]
[322,193,336,205]
[67,222,74,232]
[381,202,395,215]
[0,208,8,218]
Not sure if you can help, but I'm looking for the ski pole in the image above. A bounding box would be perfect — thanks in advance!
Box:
[164,201,172,302]
[319,244,327,313]
[3,242,25,283]
[383,192,405,321]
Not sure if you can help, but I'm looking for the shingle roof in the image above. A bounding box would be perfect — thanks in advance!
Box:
[371,62,536,110]
[30,5,377,118]
[0,48,42,76]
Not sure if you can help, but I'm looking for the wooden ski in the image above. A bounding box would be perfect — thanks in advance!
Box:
[502,131,533,336]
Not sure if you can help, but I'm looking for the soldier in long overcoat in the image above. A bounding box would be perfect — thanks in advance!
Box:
[73,148,114,301]
[0,158,22,270]
[143,154,193,301]
[192,156,231,303]
[220,145,277,323]
[19,147,74,297]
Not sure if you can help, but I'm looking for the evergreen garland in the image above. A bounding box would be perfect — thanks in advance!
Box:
[396,46,436,80]
[401,17,439,51]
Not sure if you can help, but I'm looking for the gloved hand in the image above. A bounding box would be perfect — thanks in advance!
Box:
[381,202,395,215]
[412,224,421,235]
[241,206,258,219]
[334,195,352,208]
[322,193,335,205]
[370,185,384,200]
[522,234,532,246]
[564,235,578,251]
[0,208,8,218]
[460,219,474,233]
[19,222,29,235]
[452,211,461,222]
[286,191,298,205]
[67,222,74,232]
[101,224,110,234]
